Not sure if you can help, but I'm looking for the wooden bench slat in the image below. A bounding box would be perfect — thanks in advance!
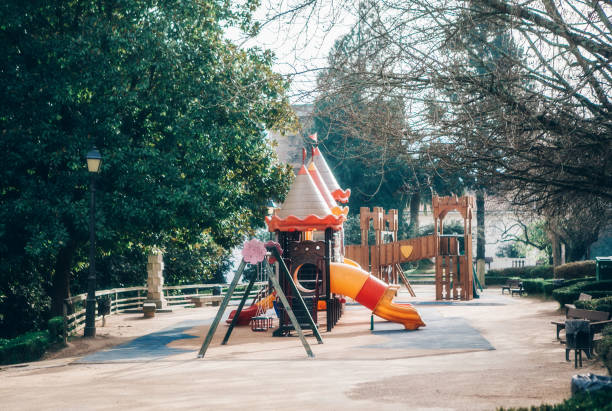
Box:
[552,308,611,340]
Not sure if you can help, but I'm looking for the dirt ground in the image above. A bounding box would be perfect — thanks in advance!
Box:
[0,286,608,410]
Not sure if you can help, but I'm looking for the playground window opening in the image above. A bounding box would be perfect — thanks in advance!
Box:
[295,263,321,294]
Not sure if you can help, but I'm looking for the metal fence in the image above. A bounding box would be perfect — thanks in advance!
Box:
[64,282,266,333]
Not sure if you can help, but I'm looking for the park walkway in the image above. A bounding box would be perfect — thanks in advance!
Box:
[0,286,607,410]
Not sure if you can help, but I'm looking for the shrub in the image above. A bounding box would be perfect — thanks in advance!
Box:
[486,276,518,285]
[552,280,612,307]
[598,325,612,376]
[575,297,612,314]
[488,267,529,278]
[521,278,558,295]
[564,277,596,287]
[497,388,612,411]
[542,282,556,296]
[0,281,51,339]
[47,317,65,343]
[487,265,554,279]
[522,279,547,294]
[529,265,555,279]
[555,260,596,279]
[0,330,50,365]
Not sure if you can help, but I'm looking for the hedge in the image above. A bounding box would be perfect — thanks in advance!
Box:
[554,260,596,279]
[487,265,554,279]
[563,277,596,287]
[487,276,519,285]
[497,388,612,411]
[552,280,612,307]
[575,296,612,315]
[513,278,589,296]
[0,331,50,365]
[522,279,556,296]
[47,316,65,343]
[600,325,612,375]
[0,316,66,365]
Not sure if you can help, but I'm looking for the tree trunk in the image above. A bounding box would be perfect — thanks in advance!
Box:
[50,242,76,316]
[549,231,561,268]
[476,190,486,285]
[396,195,410,240]
[476,190,486,260]
[408,191,421,238]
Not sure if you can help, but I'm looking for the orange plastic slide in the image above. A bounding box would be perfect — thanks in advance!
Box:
[330,262,425,330]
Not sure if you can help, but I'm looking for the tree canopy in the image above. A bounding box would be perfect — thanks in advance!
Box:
[0,0,294,336]
[260,0,611,258]
[261,0,610,204]
[312,17,467,238]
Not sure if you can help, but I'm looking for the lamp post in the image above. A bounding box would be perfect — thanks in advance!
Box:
[84,147,102,338]
[266,200,276,241]
[266,200,276,217]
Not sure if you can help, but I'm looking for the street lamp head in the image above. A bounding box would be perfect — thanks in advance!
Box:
[86,147,102,173]
[266,199,276,216]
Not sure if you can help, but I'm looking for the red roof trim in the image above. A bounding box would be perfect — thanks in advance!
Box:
[265,214,346,232]
[331,188,351,204]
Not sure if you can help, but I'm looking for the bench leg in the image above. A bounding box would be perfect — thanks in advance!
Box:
[566,348,570,362]
[574,349,583,368]
[556,325,561,340]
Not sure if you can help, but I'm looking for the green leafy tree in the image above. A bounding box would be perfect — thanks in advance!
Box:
[0,0,294,336]
[495,243,526,259]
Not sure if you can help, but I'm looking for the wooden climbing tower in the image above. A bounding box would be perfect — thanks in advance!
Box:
[344,194,475,301]
[433,195,474,301]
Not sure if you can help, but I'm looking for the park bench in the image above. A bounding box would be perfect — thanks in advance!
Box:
[551,307,610,340]
[501,279,524,296]
[190,295,223,307]
[551,308,611,367]
[564,293,592,311]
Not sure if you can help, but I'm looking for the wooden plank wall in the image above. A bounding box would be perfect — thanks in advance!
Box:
[436,254,460,300]
[396,235,438,262]
[344,245,369,271]
[345,234,439,282]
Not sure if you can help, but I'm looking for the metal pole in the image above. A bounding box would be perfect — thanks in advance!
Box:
[222,269,257,345]
[264,261,314,358]
[84,173,96,337]
[198,260,247,358]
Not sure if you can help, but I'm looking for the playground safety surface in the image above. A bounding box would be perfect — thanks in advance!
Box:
[1,286,609,410]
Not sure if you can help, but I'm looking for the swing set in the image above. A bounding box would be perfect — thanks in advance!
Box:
[198,241,323,358]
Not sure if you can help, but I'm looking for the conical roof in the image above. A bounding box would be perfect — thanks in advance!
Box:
[308,153,350,217]
[307,158,337,209]
[276,165,331,219]
[266,164,347,232]
[311,146,351,204]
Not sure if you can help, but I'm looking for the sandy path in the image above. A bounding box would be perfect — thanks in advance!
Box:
[0,286,607,410]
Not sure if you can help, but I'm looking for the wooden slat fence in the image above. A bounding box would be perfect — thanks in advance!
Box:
[64,282,266,333]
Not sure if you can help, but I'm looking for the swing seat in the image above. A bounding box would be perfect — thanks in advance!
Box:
[226,304,259,325]
[250,315,273,331]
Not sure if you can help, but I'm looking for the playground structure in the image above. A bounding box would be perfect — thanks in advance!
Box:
[264,143,427,335]
[199,136,473,357]
[345,195,475,301]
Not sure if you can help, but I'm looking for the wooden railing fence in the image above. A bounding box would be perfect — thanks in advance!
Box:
[64,282,266,333]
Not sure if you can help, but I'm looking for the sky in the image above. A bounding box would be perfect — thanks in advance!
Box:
[226,1,356,103]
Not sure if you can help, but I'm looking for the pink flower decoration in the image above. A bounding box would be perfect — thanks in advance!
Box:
[265,241,283,264]
[241,239,267,264]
